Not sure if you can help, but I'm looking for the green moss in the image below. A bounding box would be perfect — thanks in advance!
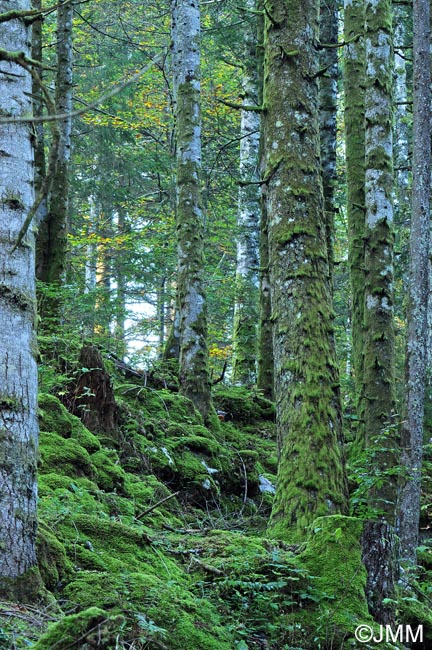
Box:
[33,607,124,650]
[36,524,73,590]
[279,515,383,648]
[39,393,101,452]
[134,388,203,424]
[39,431,95,479]
[213,386,275,423]
[0,567,45,604]
[90,449,125,491]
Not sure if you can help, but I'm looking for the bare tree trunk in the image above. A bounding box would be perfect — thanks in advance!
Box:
[399,0,431,565]
[0,1,40,600]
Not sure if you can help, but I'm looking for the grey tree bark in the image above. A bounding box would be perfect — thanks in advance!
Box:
[232,0,260,387]
[0,0,40,600]
[399,0,431,565]
[172,0,211,420]
[362,0,398,623]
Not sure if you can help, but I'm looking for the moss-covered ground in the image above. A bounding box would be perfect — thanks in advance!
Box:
[1,343,431,649]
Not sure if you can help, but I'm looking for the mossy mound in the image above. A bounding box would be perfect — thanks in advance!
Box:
[39,393,101,452]
[213,385,275,424]
[36,524,73,591]
[33,607,124,650]
[279,516,400,650]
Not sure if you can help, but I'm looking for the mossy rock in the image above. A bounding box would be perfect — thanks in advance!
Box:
[122,386,203,425]
[213,386,275,423]
[37,524,73,590]
[39,393,101,452]
[397,589,432,645]
[33,606,124,650]
[125,473,172,506]
[57,514,184,581]
[90,448,125,491]
[39,473,99,496]
[63,571,233,650]
[39,431,95,479]
[279,515,399,649]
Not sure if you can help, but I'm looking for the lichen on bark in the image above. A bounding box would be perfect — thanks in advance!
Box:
[363,0,397,516]
[172,0,211,421]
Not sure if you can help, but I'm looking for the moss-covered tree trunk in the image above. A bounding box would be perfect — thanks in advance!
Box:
[38,0,73,327]
[399,0,431,565]
[256,0,274,400]
[232,0,260,387]
[363,0,397,513]
[263,0,348,541]
[172,0,211,420]
[343,0,366,443]
[362,0,398,623]
[0,0,41,600]
[257,187,274,400]
[319,0,338,283]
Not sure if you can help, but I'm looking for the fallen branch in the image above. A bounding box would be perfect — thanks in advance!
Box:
[189,555,224,576]
[135,491,180,520]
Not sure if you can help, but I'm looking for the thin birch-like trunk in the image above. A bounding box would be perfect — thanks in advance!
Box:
[256,0,274,399]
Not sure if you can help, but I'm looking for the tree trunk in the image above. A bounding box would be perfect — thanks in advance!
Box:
[263,0,348,541]
[0,1,40,600]
[232,0,260,387]
[343,0,366,443]
[113,211,127,360]
[362,0,398,620]
[256,0,274,400]
[257,188,274,400]
[172,0,211,420]
[38,0,73,325]
[319,0,338,284]
[399,0,431,565]
[363,0,397,512]
[32,0,47,248]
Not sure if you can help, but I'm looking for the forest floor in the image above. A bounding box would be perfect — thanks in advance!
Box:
[1,339,432,649]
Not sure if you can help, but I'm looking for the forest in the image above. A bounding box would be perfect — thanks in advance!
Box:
[0,0,431,648]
